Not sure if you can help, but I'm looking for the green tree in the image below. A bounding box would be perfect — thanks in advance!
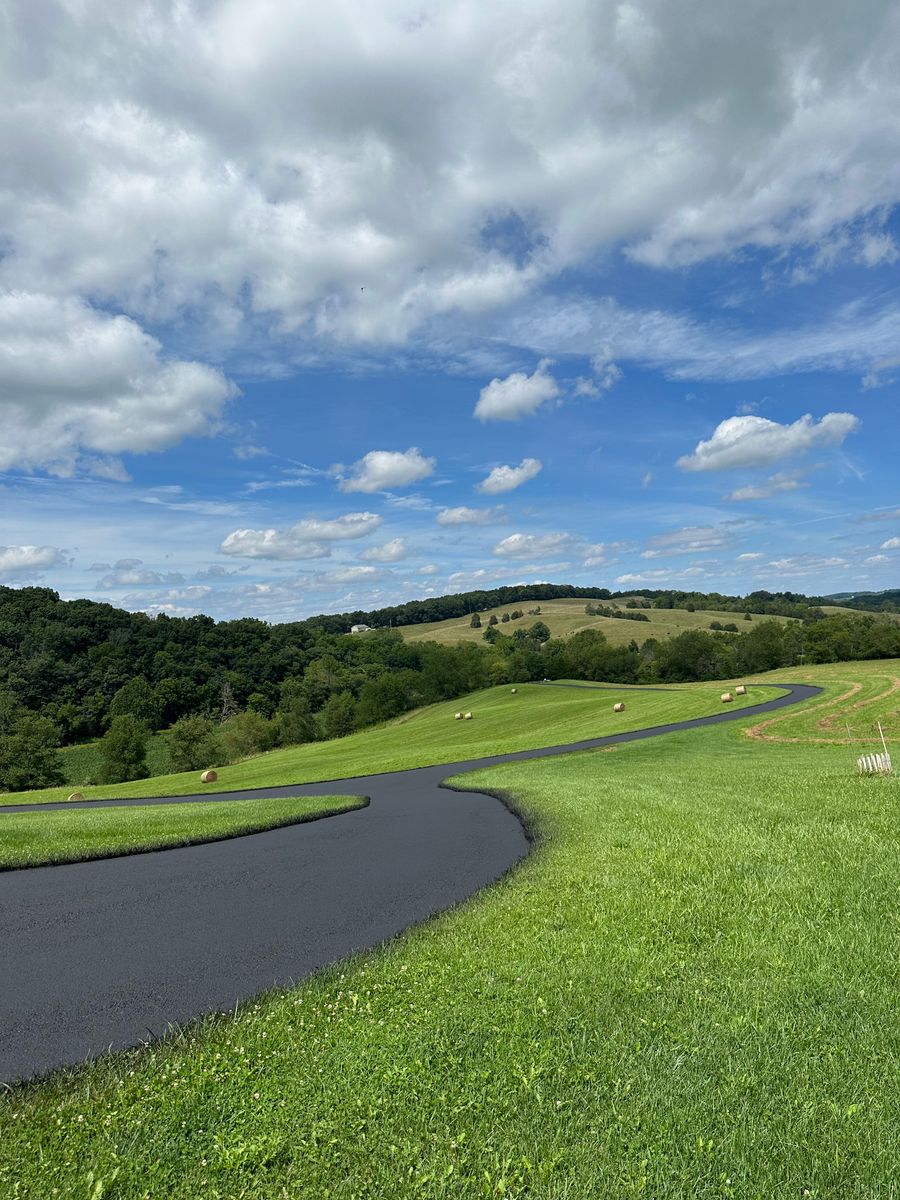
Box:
[470,612,482,628]
[108,677,162,730]
[276,693,318,747]
[167,715,223,773]
[321,691,357,739]
[488,615,499,626]
[97,715,150,784]
[222,711,277,762]
[0,713,65,791]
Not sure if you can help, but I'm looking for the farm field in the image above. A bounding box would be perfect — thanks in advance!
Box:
[0,793,361,871]
[396,596,796,647]
[2,660,899,1197]
[58,730,170,786]
[0,679,776,806]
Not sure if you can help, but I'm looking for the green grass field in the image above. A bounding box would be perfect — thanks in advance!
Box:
[58,731,170,786]
[3,661,899,1197]
[396,597,795,648]
[0,793,362,871]
[0,680,776,807]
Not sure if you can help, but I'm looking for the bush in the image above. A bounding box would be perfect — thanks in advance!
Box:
[167,715,224,772]
[321,692,357,739]
[222,711,278,762]
[0,712,65,791]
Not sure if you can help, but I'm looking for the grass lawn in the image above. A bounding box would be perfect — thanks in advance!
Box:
[396,597,796,648]
[0,793,362,871]
[2,661,899,1196]
[0,680,778,806]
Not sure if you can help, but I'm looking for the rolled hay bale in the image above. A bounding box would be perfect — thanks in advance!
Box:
[613,702,626,713]
[464,712,473,720]
[67,792,85,803]
[735,684,747,696]
[720,692,734,703]
[454,712,463,720]
[511,688,517,694]
[200,769,218,784]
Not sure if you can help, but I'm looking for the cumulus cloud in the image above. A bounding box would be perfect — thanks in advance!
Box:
[641,525,736,558]
[360,537,408,562]
[724,470,810,501]
[220,512,381,559]
[865,554,890,564]
[336,448,436,493]
[436,506,505,526]
[477,458,542,495]
[677,413,859,472]
[474,361,559,421]
[0,544,70,580]
[882,537,900,549]
[493,532,576,559]
[0,292,235,475]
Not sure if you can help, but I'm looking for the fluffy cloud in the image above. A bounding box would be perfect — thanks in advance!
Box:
[882,537,900,550]
[474,361,559,421]
[493,532,576,559]
[615,567,709,585]
[641,525,736,558]
[0,544,70,580]
[336,448,435,493]
[360,537,408,562]
[724,471,810,501]
[220,512,381,559]
[477,458,542,495]
[677,413,859,472]
[0,292,235,475]
[436,506,505,526]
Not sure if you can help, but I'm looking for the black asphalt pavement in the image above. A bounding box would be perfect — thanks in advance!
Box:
[0,682,819,1083]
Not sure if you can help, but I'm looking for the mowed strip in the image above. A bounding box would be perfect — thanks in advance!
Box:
[0,794,364,870]
[1,664,895,1196]
[0,681,777,806]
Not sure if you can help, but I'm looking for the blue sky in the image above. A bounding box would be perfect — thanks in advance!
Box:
[1,0,899,621]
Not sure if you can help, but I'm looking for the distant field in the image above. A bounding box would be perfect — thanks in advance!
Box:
[396,596,795,647]
[59,731,170,786]
[819,604,900,625]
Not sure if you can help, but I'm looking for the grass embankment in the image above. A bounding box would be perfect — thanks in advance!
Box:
[0,794,363,871]
[397,597,796,648]
[4,662,900,1195]
[0,680,777,807]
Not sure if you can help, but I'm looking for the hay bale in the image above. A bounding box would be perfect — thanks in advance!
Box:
[511,688,517,694]
[454,712,463,719]
[613,702,625,713]
[67,792,84,803]
[735,684,747,696]
[464,712,473,720]
[720,692,734,703]
[200,769,218,784]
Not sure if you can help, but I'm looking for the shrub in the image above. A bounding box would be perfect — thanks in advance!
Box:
[97,715,150,784]
[168,715,224,772]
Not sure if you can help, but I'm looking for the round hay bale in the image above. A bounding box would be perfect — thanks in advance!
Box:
[510,687,517,694]
[200,769,218,784]
[67,792,84,803]
[464,712,473,720]
[613,702,625,713]
[720,692,734,703]
[454,712,463,719]
[735,684,747,696]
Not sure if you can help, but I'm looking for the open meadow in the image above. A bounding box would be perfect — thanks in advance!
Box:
[2,660,899,1196]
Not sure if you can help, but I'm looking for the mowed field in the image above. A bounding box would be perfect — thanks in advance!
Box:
[0,680,775,807]
[396,596,796,647]
[3,661,900,1197]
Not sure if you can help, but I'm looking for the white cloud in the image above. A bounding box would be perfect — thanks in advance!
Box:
[99,565,186,587]
[0,544,70,580]
[360,537,408,563]
[641,525,736,558]
[724,471,810,501]
[336,448,436,493]
[882,537,900,550]
[419,564,439,575]
[436,505,505,526]
[0,292,235,476]
[678,413,859,472]
[474,361,559,421]
[615,567,709,585]
[310,566,380,587]
[220,511,381,559]
[737,552,764,561]
[865,554,890,564]
[761,554,849,575]
[477,458,542,495]
[493,532,576,559]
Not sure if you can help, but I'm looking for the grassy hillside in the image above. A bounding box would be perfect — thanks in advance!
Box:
[3,660,899,1198]
[396,596,796,647]
[0,680,778,806]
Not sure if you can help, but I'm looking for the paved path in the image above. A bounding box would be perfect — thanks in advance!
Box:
[0,682,819,1083]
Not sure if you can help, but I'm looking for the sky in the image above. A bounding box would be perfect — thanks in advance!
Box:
[1,0,899,623]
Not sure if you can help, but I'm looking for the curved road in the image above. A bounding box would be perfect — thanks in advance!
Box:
[0,682,819,1083]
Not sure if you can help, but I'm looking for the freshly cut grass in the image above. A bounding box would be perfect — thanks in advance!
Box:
[0,680,778,807]
[0,794,363,871]
[398,596,796,647]
[2,661,899,1197]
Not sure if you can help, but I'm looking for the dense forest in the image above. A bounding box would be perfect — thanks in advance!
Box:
[1,583,898,791]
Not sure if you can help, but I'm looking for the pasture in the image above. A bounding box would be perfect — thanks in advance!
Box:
[2,660,899,1197]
